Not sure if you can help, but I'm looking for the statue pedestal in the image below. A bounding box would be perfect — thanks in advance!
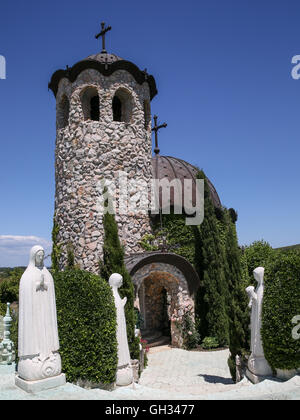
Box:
[15,373,66,393]
[246,355,273,384]
[246,368,273,384]
[116,364,133,386]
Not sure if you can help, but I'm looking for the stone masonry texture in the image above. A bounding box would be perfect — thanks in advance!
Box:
[54,69,153,272]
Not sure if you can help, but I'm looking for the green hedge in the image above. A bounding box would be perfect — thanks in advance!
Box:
[241,240,274,285]
[54,269,118,385]
[262,250,300,371]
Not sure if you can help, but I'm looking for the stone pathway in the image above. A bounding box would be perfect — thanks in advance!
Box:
[139,347,238,396]
[0,348,300,400]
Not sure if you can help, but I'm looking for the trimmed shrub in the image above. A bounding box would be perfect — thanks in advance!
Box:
[201,336,219,349]
[262,250,300,371]
[54,269,118,385]
[242,240,274,281]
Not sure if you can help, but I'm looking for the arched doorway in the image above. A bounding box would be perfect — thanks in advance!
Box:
[125,252,200,348]
[140,275,172,342]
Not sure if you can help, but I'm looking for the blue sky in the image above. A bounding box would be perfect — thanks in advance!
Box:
[0,0,300,266]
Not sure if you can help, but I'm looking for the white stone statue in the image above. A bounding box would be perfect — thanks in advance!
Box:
[109,273,134,386]
[245,267,272,383]
[15,245,66,392]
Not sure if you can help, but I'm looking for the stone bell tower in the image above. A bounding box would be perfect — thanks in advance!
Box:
[48,22,158,272]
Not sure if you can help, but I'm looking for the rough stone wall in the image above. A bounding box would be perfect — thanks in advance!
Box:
[132,263,195,347]
[54,69,153,272]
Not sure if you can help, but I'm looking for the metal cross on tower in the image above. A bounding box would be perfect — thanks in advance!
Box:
[152,115,167,155]
[95,22,112,53]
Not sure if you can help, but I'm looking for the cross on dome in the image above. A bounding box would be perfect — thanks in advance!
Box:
[152,115,167,155]
[95,22,112,53]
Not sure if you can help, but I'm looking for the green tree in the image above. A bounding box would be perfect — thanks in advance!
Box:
[222,211,249,379]
[0,267,24,304]
[51,215,61,272]
[194,170,230,347]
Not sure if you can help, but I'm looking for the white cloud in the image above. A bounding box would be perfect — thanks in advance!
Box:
[0,235,52,267]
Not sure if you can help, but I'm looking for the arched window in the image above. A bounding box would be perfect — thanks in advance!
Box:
[112,96,122,122]
[143,100,151,130]
[81,87,100,121]
[57,95,70,129]
[90,95,100,121]
[112,88,133,123]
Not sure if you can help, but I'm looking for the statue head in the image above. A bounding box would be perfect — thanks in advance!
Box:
[29,245,45,268]
[253,266,264,284]
[109,273,123,288]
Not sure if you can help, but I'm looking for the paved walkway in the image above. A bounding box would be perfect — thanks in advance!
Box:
[140,347,238,396]
[0,348,300,400]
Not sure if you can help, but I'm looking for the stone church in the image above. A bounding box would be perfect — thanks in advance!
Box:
[48,24,222,347]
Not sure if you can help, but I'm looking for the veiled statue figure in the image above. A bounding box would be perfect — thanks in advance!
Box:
[16,245,65,392]
[109,273,134,386]
[245,266,272,383]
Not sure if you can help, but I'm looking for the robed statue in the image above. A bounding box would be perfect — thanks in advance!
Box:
[109,273,134,386]
[16,246,65,389]
[245,267,272,382]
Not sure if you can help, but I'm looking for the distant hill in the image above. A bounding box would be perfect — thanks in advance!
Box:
[0,267,26,281]
[275,244,300,252]
[0,267,26,273]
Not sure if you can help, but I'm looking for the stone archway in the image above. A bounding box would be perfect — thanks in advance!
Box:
[125,251,200,348]
[141,273,173,339]
[132,264,195,347]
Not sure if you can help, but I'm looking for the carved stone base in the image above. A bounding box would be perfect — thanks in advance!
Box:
[116,364,133,386]
[17,352,62,381]
[247,355,272,376]
[15,373,66,393]
[246,368,273,384]
[246,354,273,384]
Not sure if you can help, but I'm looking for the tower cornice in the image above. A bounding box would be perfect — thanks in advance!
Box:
[48,58,158,100]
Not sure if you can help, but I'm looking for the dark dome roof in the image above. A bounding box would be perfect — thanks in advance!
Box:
[151,155,221,209]
[85,52,123,63]
[49,52,157,100]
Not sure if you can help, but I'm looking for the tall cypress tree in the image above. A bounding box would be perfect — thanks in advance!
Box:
[100,210,140,360]
[222,210,249,378]
[194,170,230,346]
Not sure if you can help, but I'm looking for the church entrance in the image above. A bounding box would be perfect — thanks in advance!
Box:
[139,274,172,346]
[133,265,197,348]
[126,252,200,348]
